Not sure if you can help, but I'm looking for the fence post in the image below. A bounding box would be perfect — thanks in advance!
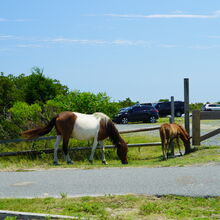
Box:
[170,96,175,123]
[192,110,201,145]
[184,78,190,135]
[169,96,175,156]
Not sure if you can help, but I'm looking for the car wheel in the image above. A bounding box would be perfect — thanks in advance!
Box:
[175,111,182,117]
[121,117,128,124]
[149,116,156,123]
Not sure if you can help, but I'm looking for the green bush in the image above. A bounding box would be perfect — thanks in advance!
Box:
[9,102,42,130]
[46,90,119,118]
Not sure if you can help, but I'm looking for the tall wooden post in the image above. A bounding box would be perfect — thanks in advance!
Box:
[169,96,175,156]
[192,110,201,145]
[184,78,190,135]
[170,96,175,124]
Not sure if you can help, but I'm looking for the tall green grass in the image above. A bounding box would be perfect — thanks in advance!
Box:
[0,132,220,171]
[0,195,219,219]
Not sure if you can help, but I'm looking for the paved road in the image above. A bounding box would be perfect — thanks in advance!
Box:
[0,165,220,198]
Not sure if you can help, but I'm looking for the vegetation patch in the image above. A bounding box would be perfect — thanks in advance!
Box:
[0,133,220,171]
[0,195,219,219]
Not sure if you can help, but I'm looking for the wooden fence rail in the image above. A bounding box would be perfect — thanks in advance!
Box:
[192,110,220,145]
[0,126,161,157]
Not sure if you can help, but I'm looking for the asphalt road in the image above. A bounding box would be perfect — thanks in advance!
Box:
[0,165,220,198]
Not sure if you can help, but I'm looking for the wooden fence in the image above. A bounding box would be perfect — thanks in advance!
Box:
[0,126,161,157]
[192,110,220,145]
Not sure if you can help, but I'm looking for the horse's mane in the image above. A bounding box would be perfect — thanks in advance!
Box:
[93,112,110,125]
[176,124,190,140]
[93,112,126,145]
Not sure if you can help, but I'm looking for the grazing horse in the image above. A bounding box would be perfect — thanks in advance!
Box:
[22,111,128,165]
[159,123,191,160]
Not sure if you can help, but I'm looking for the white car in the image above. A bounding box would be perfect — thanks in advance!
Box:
[201,103,220,111]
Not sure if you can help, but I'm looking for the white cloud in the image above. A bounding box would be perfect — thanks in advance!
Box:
[189,45,220,49]
[16,44,47,48]
[48,38,108,45]
[0,34,18,40]
[46,38,151,47]
[0,18,30,22]
[0,18,8,22]
[104,10,220,19]
[159,44,179,48]
[208,35,220,39]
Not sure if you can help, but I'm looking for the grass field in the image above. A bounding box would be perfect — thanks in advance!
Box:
[1,194,220,219]
[1,119,220,219]
[0,133,220,171]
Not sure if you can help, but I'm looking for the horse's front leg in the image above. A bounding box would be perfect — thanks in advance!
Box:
[89,135,98,164]
[53,135,62,165]
[99,140,108,165]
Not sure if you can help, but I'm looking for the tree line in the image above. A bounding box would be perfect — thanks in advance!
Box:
[0,67,208,139]
[0,67,136,139]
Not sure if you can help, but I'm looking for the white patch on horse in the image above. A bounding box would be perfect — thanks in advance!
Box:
[72,112,101,140]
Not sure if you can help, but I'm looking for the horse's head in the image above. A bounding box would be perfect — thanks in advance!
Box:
[184,137,191,154]
[116,140,128,164]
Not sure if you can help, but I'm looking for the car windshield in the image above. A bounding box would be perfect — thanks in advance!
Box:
[120,107,132,113]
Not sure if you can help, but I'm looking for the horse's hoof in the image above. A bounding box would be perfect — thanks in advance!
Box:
[53,161,60,166]
[102,160,108,165]
[89,160,93,164]
[67,161,73,165]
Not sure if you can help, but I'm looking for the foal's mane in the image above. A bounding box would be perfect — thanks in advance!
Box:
[176,124,190,141]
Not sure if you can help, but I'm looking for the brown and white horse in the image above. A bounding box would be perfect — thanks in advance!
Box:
[160,123,191,160]
[22,111,128,165]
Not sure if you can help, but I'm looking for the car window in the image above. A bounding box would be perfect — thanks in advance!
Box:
[163,103,170,107]
[140,106,150,110]
[120,107,132,113]
[132,106,141,111]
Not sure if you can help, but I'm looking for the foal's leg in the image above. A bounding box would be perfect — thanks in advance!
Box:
[54,135,62,165]
[176,137,182,156]
[89,134,98,164]
[99,140,107,165]
[63,136,73,164]
[170,140,175,157]
[162,140,167,160]
[165,141,169,160]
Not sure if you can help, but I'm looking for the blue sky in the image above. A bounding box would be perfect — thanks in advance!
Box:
[1,0,220,103]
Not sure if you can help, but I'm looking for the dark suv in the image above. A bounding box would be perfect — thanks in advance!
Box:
[153,101,184,117]
[113,104,159,124]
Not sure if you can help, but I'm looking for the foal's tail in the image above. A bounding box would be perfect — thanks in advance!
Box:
[22,116,58,139]
[159,124,168,143]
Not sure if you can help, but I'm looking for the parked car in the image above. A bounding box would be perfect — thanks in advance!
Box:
[113,104,159,124]
[201,103,220,111]
[153,101,184,117]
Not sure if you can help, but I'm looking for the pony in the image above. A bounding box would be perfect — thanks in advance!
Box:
[22,111,128,165]
[159,123,191,160]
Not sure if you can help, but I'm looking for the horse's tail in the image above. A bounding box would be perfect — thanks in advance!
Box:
[159,123,168,141]
[22,116,58,139]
